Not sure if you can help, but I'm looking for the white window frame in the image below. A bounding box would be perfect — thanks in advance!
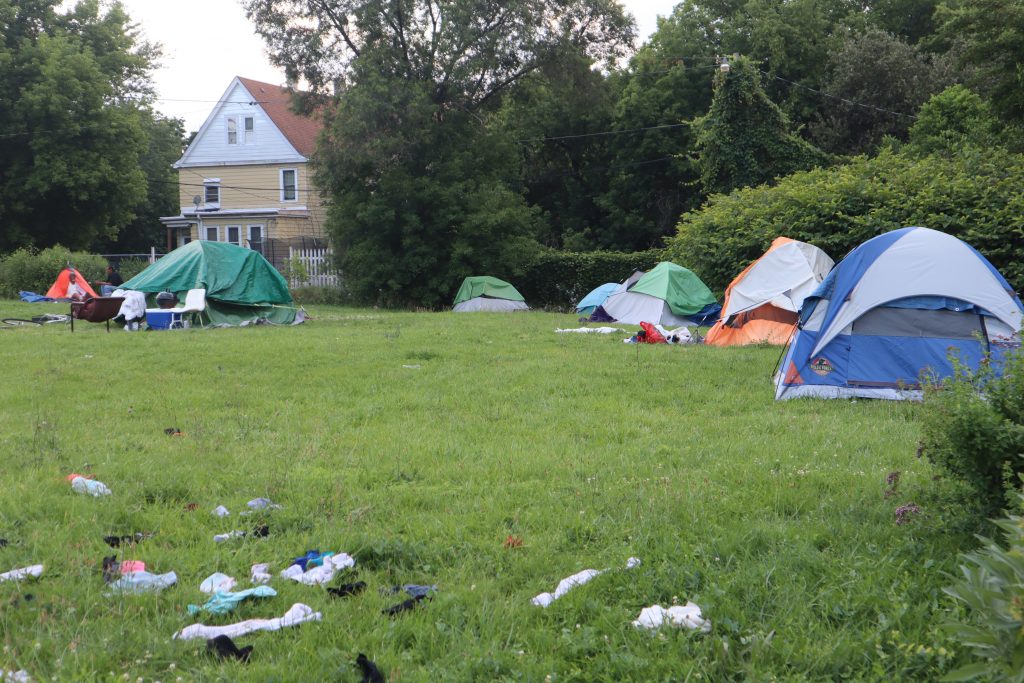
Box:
[280,168,298,202]
[225,224,242,246]
[203,225,220,242]
[203,178,220,209]
[243,116,255,144]
[226,116,238,145]
[246,224,264,250]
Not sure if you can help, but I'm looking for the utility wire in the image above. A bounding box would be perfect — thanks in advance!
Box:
[758,69,918,120]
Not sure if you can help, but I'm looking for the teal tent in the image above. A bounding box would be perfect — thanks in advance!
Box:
[452,276,528,312]
[121,241,297,325]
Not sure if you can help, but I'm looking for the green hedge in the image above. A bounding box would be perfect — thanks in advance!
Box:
[664,146,1024,292]
[0,246,108,298]
[515,248,664,310]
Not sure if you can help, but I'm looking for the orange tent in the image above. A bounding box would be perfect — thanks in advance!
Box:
[44,267,99,300]
[705,237,834,347]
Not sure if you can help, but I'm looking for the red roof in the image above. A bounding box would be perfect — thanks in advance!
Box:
[237,76,322,157]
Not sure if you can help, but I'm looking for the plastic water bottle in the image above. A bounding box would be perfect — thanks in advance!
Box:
[70,476,112,497]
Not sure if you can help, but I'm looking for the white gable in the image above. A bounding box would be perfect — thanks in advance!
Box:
[175,79,306,168]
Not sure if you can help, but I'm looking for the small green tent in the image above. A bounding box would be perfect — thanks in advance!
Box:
[602,262,722,326]
[452,276,528,312]
[122,241,297,325]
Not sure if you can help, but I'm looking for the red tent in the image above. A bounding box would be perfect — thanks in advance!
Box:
[45,267,98,300]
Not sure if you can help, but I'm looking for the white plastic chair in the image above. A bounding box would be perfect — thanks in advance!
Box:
[170,289,207,329]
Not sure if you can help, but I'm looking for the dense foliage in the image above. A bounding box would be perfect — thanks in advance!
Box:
[515,248,663,310]
[943,493,1024,681]
[0,0,181,252]
[0,246,108,298]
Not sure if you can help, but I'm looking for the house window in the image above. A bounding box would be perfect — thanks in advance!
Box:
[226,225,241,246]
[203,179,220,208]
[204,226,219,241]
[281,169,297,202]
[247,224,264,253]
[244,116,254,144]
[227,116,237,145]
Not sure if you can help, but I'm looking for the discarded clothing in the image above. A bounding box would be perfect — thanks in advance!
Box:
[291,550,332,572]
[106,570,177,595]
[120,561,145,574]
[102,556,118,583]
[188,586,277,616]
[0,669,30,682]
[244,498,281,512]
[532,557,641,608]
[207,635,252,663]
[213,525,268,543]
[173,603,322,641]
[382,594,428,616]
[356,654,385,683]
[381,584,437,599]
[0,538,8,548]
[214,531,245,543]
[555,327,622,334]
[250,563,271,585]
[70,476,111,497]
[632,602,711,632]
[163,427,183,436]
[212,505,230,518]
[280,553,355,586]
[103,532,151,548]
[200,573,237,594]
[113,289,146,324]
[0,565,43,583]
[327,582,366,598]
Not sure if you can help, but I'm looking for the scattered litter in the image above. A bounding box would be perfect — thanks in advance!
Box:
[895,502,921,525]
[382,594,429,616]
[356,653,385,683]
[212,505,230,518]
[532,557,640,608]
[327,581,366,598]
[185,502,199,512]
[0,539,8,548]
[555,327,622,334]
[173,602,322,640]
[214,525,268,543]
[200,573,237,594]
[103,532,151,548]
[250,563,271,585]
[102,556,118,583]
[188,586,277,616]
[106,570,177,595]
[280,553,355,586]
[120,561,145,574]
[632,602,711,632]
[503,535,523,549]
[381,584,437,599]
[214,531,245,543]
[0,670,30,682]
[164,427,184,436]
[207,635,252,663]
[69,475,111,497]
[244,498,282,512]
[0,565,42,583]
[292,550,334,571]
[401,364,421,369]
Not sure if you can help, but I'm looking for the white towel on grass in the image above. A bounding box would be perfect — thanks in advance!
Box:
[280,553,355,586]
[172,603,321,640]
[0,565,43,583]
[632,602,711,632]
[531,557,640,608]
[555,327,622,334]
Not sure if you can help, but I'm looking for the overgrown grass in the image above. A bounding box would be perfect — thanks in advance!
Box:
[0,302,978,681]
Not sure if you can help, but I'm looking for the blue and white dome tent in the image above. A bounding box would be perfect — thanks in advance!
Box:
[775,227,1023,400]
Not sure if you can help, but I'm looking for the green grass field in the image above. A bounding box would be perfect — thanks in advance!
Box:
[0,302,975,681]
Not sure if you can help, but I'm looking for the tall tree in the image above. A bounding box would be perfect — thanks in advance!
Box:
[0,0,159,252]
[243,0,635,306]
[694,56,830,196]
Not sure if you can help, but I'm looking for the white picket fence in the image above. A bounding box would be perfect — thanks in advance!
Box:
[288,246,339,287]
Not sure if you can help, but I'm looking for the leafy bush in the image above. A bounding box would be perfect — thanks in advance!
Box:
[514,248,663,310]
[665,147,1024,292]
[0,246,108,298]
[116,257,150,282]
[291,286,351,306]
[920,350,1024,512]
[942,492,1024,682]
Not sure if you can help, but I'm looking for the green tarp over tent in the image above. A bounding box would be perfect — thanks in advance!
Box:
[452,276,526,305]
[121,241,297,325]
[630,262,717,316]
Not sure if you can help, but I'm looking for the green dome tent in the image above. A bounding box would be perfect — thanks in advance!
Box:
[121,241,298,325]
[452,276,528,312]
[601,262,721,326]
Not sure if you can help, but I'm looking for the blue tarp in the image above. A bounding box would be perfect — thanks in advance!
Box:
[19,291,56,303]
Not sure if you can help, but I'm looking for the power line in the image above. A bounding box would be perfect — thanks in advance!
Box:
[518,122,689,143]
[759,69,918,120]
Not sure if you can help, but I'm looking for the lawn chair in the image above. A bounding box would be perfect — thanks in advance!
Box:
[169,289,207,329]
[70,296,126,333]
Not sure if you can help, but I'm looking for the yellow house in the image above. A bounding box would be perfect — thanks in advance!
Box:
[160,77,327,269]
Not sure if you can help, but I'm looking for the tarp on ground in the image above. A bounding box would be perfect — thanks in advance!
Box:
[45,267,98,300]
[121,241,296,325]
[706,237,834,346]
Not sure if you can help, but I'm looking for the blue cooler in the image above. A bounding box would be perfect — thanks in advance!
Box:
[146,310,175,330]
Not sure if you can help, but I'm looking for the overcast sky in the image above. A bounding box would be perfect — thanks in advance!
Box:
[109,0,681,131]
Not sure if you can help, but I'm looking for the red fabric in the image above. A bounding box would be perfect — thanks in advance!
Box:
[639,321,667,344]
[45,268,98,299]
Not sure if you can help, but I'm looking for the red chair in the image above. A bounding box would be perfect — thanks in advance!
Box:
[70,296,125,333]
